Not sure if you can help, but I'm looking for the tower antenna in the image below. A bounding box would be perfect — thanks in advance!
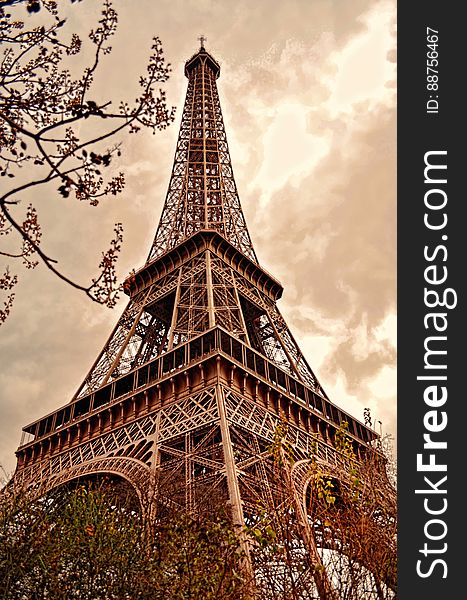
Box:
[198,35,206,49]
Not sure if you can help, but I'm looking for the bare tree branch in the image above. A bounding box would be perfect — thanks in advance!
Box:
[0,0,175,324]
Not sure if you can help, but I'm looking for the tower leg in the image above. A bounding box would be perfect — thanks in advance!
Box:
[144,412,161,538]
[215,382,256,593]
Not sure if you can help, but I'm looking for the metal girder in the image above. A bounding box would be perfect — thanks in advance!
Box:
[74,245,326,399]
[147,47,257,263]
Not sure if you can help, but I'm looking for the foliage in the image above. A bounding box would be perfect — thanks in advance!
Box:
[0,425,397,600]
[250,423,397,599]
[308,430,397,598]
[152,511,247,599]
[0,480,249,599]
[0,0,175,324]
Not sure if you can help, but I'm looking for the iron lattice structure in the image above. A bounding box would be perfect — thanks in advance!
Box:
[147,47,257,264]
[13,45,390,598]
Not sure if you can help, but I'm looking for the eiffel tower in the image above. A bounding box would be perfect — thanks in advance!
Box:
[13,42,378,587]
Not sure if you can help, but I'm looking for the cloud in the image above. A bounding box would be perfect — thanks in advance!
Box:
[253,102,330,202]
[257,102,396,437]
[326,0,396,113]
[223,1,397,438]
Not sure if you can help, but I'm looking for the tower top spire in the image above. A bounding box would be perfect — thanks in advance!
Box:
[198,35,207,49]
[150,40,252,263]
[184,40,220,79]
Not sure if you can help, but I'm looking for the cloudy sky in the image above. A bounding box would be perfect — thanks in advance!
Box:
[0,0,396,479]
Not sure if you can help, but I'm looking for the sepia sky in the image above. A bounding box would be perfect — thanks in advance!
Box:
[0,0,396,478]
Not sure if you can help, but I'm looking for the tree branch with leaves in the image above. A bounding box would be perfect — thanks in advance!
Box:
[0,0,175,324]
